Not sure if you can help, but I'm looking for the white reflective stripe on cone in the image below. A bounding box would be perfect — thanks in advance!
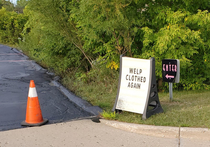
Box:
[28,87,38,97]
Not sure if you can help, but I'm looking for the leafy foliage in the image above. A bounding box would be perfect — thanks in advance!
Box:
[72,0,145,66]
[15,0,29,13]
[136,9,210,90]
[101,111,116,120]
[19,7,83,74]
[1,0,210,90]
[0,7,27,44]
[25,0,96,68]
[0,0,14,11]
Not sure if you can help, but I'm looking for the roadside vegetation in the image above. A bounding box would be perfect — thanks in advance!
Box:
[0,0,210,128]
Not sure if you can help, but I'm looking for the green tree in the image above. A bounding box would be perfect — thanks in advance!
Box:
[0,0,14,11]
[73,0,210,90]
[0,7,28,44]
[0,0,2,8]
[19,3,88,74]
[15,0,29,13]
[20,0,210,90]
[72,0,146,68]
[26,0,95,68]
[139,9,210,90]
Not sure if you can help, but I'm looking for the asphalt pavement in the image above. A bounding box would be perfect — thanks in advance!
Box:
[0,44,101,131]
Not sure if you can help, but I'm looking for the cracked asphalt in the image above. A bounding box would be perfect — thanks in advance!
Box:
[0,44,93,131]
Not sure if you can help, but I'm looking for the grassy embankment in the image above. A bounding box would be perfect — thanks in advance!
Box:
[61,68,210,128]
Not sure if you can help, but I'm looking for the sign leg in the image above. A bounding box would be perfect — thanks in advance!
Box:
[169,82,173,101]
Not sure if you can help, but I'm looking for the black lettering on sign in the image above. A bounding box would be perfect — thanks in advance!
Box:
[126,74,128,80]
[131,75,134,81]
[137,76,141,82]
[137,69,142,74]
[141,76,143,82]
[126,75,146,83]
[129,68,133,74]
[134,83,141,89]
[129,68,142,74]
[126,67,145,90]
[127,82,141,89]
[143,77,146,82]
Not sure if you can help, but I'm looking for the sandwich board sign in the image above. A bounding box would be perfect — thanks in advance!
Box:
[113,56,163,119]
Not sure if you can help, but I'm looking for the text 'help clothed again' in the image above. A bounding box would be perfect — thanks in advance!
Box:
[125,68,146,89]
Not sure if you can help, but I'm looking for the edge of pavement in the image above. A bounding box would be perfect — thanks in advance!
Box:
[11,47,210,140]
[51,80,102,116]
[100,119,210,140]
[11,47,103,117]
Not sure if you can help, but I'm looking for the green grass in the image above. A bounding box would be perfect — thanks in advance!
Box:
[62,73,210,128]
[114,90,210,128]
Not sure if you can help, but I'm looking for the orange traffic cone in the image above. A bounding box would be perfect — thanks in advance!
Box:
[21,80,48,126]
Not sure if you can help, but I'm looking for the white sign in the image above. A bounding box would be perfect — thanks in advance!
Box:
[116,57,152,114]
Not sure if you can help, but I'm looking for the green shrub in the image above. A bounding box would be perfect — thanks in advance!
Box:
[0,7,27,45]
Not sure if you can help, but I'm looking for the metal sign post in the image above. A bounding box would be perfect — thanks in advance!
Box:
[169,82,173,101]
